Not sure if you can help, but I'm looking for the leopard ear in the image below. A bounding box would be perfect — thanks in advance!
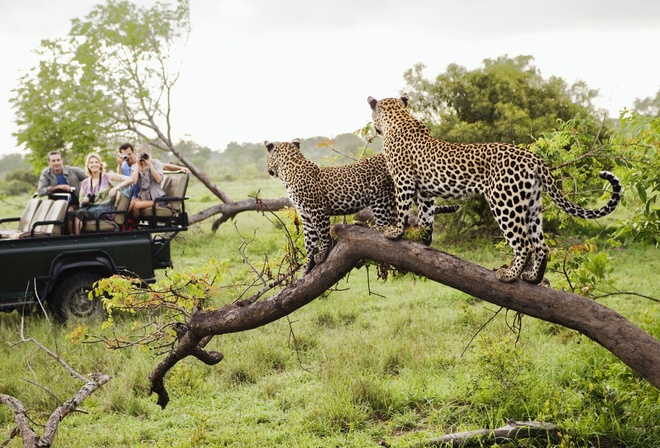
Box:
[291,138,301,148]
[368,96,378,110]
[400,96,409,107]
[264,141,275,152]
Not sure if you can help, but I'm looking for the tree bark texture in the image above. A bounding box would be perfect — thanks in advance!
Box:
[150,224,660,408]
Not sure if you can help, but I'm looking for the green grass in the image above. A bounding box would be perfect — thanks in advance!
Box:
[1,177,659,447]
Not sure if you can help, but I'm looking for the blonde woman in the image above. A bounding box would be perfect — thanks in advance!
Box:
[68,152,125,235]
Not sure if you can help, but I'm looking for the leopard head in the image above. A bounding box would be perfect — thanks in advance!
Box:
[367,96,409,135]
[264,138,302,178]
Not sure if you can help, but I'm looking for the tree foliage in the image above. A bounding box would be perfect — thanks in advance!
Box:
[633,87,660,117]
[403,55,600,145]
[11,0,190,171]
[609,113,660,244]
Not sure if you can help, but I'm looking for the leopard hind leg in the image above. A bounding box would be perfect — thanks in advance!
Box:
[521,189,549,284]
[371,189,397,230]
[416,193,436,246]
[489,188,532,283]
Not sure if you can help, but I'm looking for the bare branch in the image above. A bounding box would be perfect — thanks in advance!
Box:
[412,420,559,447]
[2,317,111,447]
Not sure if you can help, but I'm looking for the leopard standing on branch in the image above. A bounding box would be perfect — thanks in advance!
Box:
[367,96,622,284]
[265,139,458,273]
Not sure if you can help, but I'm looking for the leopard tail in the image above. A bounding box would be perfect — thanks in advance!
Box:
[542,168,622,219]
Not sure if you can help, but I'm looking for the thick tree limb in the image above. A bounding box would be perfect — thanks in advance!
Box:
[149,224,660,408]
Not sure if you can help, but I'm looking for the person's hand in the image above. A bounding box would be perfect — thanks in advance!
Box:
[109,187,117,197]
[53,184,73,193]
[116,153,124,165]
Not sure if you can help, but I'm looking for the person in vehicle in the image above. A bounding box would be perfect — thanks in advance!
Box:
[37,151,88,209]
[110,143,166,220]
[68,152,126,235]
[116,142,189,176]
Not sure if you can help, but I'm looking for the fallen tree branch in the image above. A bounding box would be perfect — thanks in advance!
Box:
[148,224,660,408]
[186,196,292,228]
[1,320,111,448]
[412,420,559,447]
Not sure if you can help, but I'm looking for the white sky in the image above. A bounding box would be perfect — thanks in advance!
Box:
[1,0,659,157]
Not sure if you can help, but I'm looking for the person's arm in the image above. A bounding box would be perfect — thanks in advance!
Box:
[148,159,163,184]
[37,169,50,196]
[106,171,126,182]
[163,163,189,173]
[79,178,92,206]
[116,153,124,173]
[108,170,136,198]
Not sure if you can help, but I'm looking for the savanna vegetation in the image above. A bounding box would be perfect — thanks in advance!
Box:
[1,173,659,447]
[2,0,660,446]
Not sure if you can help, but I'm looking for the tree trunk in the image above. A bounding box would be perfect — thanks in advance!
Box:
[149,224,660,408]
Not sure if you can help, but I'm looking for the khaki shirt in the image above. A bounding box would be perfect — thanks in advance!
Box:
[37,166,88,196]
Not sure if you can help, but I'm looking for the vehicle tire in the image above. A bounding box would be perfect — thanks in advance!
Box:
[52,273,105,323]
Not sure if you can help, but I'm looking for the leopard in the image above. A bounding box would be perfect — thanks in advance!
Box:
[265,138,459,273]
[367,96,622,284]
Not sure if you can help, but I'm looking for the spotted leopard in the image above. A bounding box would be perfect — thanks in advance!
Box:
[265,139,458,273]
[367,96,622,284]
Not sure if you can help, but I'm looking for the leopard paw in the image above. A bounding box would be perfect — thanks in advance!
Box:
[495,267,518,283]
[382,225,404,240]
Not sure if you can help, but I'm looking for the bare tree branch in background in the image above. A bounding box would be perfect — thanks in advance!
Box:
[0,318,110,448]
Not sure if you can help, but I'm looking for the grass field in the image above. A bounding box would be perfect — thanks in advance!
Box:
[1,177,659,447]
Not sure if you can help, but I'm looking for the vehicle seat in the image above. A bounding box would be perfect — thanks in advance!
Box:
[0,197,42,239]
[23,198,68,237]
[83,189,131,233]
[139,171,189,228]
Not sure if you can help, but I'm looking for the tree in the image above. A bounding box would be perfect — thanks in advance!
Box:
[96,224,658,410]
[403,55,601,145]
[10,0,291,225]
[633,88,660,117]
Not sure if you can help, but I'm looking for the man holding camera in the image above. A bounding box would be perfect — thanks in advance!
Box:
[116,142,189,177]
[110,143,166,219]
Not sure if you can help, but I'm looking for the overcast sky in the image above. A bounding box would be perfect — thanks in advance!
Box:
[1,0,659,157]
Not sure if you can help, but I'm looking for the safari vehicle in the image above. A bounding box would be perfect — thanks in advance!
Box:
[0,171,189,322]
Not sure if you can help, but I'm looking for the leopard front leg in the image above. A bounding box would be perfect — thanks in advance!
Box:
[303,208,332,273]
[300,214,319,274]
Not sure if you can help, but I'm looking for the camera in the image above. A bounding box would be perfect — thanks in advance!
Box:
[140,152,149,160]
[122,155,128,160]
[87,193,95,203]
